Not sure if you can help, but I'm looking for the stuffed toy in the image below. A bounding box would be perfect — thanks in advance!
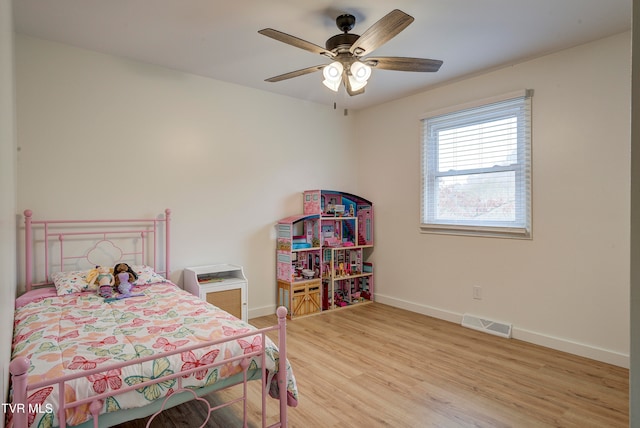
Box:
[113,263,139,297]
[114,263,137,285]
[87,266,115,298]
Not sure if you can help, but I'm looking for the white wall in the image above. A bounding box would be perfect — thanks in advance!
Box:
[15,35,356,317]
[0,0,16,420]
[353,32,631,367]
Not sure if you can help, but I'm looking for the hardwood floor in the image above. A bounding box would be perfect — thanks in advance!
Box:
[116,303,629,427]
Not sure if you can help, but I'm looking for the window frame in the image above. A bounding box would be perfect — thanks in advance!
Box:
[420,90,533,239]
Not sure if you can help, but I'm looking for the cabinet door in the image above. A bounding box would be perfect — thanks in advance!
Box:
[291,281,321,317]
[205,288,243,320]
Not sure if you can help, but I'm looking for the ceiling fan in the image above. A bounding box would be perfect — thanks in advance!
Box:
[258,9,443,96]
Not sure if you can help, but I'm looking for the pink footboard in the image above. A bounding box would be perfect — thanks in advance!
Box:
[9,306,290,428]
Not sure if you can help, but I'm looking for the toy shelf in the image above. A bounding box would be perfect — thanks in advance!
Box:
[326,272,371,280]
[276,190,374,319]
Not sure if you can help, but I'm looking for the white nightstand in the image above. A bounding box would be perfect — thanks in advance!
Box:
[183,264,248,322]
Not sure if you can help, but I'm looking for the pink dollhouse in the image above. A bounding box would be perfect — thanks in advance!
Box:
[303,190,374,245]
[277,190,374,319]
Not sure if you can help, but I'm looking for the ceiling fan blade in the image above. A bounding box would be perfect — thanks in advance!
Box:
[349,9,414,56]
[264,65,326,82]
[365,57,443,72]
[259,28,335,58]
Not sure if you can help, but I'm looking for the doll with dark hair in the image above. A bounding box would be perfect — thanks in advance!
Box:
[113,263,138,296]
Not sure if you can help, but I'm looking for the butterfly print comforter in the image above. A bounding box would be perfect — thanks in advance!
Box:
[10,282,298,427]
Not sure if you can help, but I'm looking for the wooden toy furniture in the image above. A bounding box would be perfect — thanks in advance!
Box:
[277,190,374,319]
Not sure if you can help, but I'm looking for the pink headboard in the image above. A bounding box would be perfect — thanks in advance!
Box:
[23,209,171,292]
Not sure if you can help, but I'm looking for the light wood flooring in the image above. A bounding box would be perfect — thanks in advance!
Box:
[116,303,629,427]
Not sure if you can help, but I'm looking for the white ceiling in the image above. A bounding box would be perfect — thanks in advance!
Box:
[13,0,632,111]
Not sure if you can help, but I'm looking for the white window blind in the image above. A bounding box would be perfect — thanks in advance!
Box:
[421,90,532,238]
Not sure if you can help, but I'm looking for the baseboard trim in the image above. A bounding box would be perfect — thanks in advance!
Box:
[512,328,629,368]
[375,293,629,369]
[249,304,277,320]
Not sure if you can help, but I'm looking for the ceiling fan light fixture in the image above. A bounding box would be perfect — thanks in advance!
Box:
[348,75,368,92]
[322,61,343,92]
[350,61,372,83]
[323,78,341,92]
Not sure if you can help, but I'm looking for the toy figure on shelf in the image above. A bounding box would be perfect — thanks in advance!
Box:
[337,263,346,277]
[344,264,352,276]
[322,263,330,278]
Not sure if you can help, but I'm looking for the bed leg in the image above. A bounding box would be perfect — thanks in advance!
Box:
[9,357,30,428]
[90,400,103,428]
[276,306,288,427]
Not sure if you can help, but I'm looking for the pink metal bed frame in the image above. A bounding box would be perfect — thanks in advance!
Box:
[9,209,290,428]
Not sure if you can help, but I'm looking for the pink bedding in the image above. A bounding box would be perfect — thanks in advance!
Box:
[14,288,57,309]
[10,281,298,427]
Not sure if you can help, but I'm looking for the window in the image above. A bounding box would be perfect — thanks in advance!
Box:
[421,90,532,238]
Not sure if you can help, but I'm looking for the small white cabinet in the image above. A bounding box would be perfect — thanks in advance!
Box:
[184,264,248,322]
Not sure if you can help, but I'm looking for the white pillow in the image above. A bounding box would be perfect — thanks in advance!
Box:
[51,270,91,295]
[131,265,166,285]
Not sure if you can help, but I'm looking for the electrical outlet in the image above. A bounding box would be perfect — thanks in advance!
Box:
[473,285,482,300]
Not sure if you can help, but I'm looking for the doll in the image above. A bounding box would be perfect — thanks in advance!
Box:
[113,263,138,297]
[117,271,133,296]
[87,266,114,298]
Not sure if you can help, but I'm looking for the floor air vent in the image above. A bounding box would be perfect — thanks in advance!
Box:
[461,314,512,338]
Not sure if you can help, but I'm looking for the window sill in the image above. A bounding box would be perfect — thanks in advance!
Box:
[420,224,531,240]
